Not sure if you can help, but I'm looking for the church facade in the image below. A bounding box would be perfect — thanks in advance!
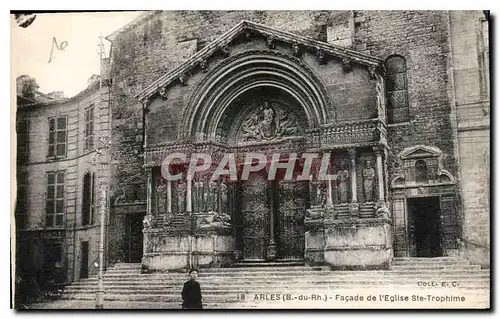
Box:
[15,11,490,288]
[104,11,490,273]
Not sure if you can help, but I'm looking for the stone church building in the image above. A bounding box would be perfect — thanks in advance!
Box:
[15,10,490,284]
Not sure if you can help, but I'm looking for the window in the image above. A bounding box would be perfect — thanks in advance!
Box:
[48,116,67,158]
[385,55,409,123]
[46,171,65,227]
[16,119,29,163]
[84,105,94,150]
[82,172,95,225]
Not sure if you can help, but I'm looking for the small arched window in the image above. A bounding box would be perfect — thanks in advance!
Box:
[385,55,409,123]
[82,172,95,225]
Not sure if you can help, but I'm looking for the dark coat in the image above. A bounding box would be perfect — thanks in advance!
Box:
[182,279,203,309]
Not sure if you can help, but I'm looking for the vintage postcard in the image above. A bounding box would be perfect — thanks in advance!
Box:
[11,10,490,310]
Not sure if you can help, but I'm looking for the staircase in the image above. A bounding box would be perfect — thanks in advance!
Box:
[34,257,489,309]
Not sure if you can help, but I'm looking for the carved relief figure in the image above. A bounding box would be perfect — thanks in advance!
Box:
[242,113,260,140]
[156,181,168,215]
[240,101,299,142]
[220,181,228,215]
[198,211,232,228]
[337,162,349,203]
[310,180,326,207]
[278,112,298,136]
[260,103,277,139]
[363,160,376,202]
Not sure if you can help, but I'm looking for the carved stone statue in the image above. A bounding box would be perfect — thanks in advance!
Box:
[142,214,151,228]
[337,162,349,204]
[198,211,232,228]
[208,180,219,212]
[310,181,326,207]
[156,181,168,215]
[220,181,228,215]
[363,160,376,202]
[305,208,323,220]
[375,201,390,219]
[176,181,186,214]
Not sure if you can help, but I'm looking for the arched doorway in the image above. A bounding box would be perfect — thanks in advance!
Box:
[216,87,310,261]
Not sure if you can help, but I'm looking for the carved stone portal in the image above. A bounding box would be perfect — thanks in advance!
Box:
[240,101,300,142]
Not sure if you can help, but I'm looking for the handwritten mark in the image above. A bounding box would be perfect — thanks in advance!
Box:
[48,37,68,63]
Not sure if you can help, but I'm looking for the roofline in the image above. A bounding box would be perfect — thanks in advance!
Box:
[136,20,384,102]
[17,79,109,109]
[105,11,159,42]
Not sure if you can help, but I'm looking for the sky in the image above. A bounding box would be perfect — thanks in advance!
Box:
[12,11,144,98]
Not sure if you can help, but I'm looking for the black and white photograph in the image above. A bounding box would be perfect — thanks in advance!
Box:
[10,9,491,310]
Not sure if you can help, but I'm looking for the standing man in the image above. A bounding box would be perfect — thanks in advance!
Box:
[182,269,203,309]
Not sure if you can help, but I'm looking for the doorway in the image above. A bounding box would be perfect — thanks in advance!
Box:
[239,175,306,261]
[407,197,442,257]
[124,213,145,263]
[80,241,89,279]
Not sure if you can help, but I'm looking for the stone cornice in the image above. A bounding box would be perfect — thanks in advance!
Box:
[136,20,384,103]
[144,118,386,167]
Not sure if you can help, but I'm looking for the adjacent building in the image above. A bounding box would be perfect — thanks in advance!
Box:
[15,73,111,286]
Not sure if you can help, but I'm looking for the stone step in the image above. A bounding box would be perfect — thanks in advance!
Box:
[60,293,241,302]
[96,268,491,277]
[65,283,490,294]
[390,265,481,270]
[76,276,490,287]
[233,261,305,267]
[392,260,472,266]
[61,290,491,303]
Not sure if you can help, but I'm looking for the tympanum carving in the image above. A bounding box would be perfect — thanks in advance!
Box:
[240,101,300,142]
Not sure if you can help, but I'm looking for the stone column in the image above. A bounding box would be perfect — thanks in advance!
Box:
[374,148,385,201]
[166,179,172,214]
[186,178,192,213]
[348,149,357,203]
[146,169,152,216]
[267,181,277,260]
[348,149,359,217]
[326,180,333,207]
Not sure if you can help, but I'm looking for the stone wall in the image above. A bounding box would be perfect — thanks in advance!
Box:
[449,11,490,266]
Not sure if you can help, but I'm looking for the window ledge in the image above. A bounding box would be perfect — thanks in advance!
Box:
[387,122,410,127]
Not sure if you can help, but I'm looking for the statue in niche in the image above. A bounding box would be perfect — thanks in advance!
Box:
[363,159,376,202]
[310,180,326,207]
[337,161,349,204]
[220,181,228,214]
[208,180,219,212]
[156,180,168,215]
[177,181,186,214]
[240,101,299,141]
